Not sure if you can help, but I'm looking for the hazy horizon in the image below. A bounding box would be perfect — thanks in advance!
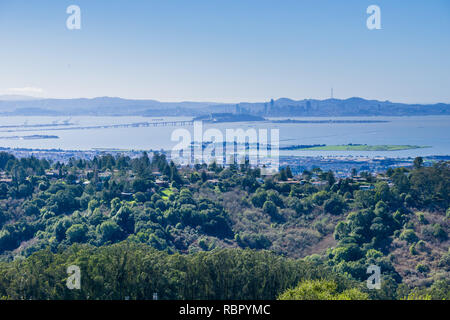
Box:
[1,94,449,106]
[1,0,449,103]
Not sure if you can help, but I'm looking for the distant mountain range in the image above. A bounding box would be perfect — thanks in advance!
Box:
[0,95,449,117]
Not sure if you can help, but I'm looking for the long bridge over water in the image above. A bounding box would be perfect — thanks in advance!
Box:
[0,120,195,133]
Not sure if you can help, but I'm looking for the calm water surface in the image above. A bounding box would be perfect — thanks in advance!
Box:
[0,116,449,158]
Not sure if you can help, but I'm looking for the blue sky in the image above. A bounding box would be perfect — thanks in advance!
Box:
[0,0,449,103]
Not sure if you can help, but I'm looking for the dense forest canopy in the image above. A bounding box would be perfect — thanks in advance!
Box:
[0,151,448,300]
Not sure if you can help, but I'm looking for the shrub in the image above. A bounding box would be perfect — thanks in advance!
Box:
[416,240,427,252]
[409,243,417,255]
[401,291,431,300]
[324,196,345,215]
[438,249,450,271]
[399,229,418,243]
[133,192,147,203]
[263,201,279,220]
[415,212,428,224]
[416,264,430,274]
[277,279,368,300]
[250,190,266,208]
[432,224,448,241]
[66,224,88,243]
[98,221,123,243]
